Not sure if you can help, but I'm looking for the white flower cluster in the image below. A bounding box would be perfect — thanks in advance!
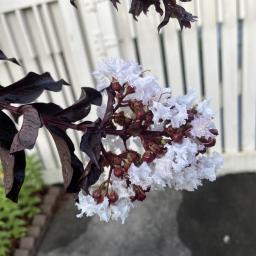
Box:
[77,178,135,224]
[76,58,223,224]
[129,139,223,192]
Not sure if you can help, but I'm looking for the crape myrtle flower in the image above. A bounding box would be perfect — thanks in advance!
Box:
[76,58,223,223]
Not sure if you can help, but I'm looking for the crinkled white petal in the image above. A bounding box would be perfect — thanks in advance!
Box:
[128,162,153,190]
[176,89,197,108]
[190,116,216,139]
[197,99,214,118]
[126,75,161,104]
[94,58,142,91]
[111,199,134,224]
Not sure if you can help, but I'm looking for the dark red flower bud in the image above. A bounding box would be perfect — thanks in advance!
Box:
[92,189,102,199]
[111,81,122,91]
[171,133,183,143]
[113,156,122,165]
[209,128,219,136]
[92,189,104,204]
[107,191,119,204]
[126,85,135,94]
[136,190,146,201]
[136,110,145,120]
[143,151,156,163]
[114,167,123,177]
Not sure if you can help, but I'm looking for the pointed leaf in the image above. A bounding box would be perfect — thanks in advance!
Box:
[0,111,26,202]
[80,131,102,169]
[0,49,20,66]
[80,160,104,194]
[70,0,77,7]
[56,87,102,122]
[10,105,41,153]
[48,126,84,193]
[0,72,69,104]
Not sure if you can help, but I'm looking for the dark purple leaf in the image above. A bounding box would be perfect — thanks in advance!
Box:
[110,0,196,30]
[70,0,77,7]
[10,105,42,153]
[110,0,120,9]
[79,159,104,194]
[158,0,197,31]
[129,0,163,19]
[100,87,115,128]
[80,130,102,170]
[48,126,84,193]
[0,110,26,202]
[0,72,69,104]
[0,49,20,66]
[32,103,84,193]
[56,87,102,123]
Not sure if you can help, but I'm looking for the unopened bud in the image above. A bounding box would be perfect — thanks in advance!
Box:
[107,191,119,204]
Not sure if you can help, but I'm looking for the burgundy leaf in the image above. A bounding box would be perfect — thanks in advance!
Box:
[99,87,115,128]
[70,0,77,7]
[10,105,42,153]
[0,110,26,202]
[79,159,104,194]
[110,0,120,9]
[32,103,84,193]
[158,0,197,31]
[56,87,102,123]
[0,72,69,104]
[48,126,84,193]
[110,0,196,30]
[129,0,163,19]
[0,49,20,66]
[80,130,102,170]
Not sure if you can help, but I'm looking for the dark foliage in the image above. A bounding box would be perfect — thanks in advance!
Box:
[71,0,197,30]
[0,50,102,202]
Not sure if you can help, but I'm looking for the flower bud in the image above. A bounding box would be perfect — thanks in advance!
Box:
[114,167,123,177]
[143,151,156,163]
[107,191,119,204]
[136,190,146,201]
[92,189,101,199]
[92,189,104,204]
[171,133,183,143]
[111,81,122,91]
[126,85,135,94]
[136,110,145,120]
[209,128,219,136]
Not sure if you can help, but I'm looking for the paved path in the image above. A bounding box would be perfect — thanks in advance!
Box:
[38,174,256,256]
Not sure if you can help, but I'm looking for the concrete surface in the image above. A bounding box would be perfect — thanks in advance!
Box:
[37,173,256,256]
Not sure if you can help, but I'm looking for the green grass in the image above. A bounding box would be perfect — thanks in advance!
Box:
[0,155,44,256]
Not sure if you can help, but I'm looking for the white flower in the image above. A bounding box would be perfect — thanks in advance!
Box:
[197,99,214,118]
[111,199,134,224]
[190,116,216,139]
[128,162,153,190]
[94,58,141,91]
[126,75,161,104]
[76,193,111,222]
[176,89,197,108]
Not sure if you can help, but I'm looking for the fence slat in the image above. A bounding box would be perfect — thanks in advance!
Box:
[200,0,221,152]
[112,2,137,61]
[242,0,256,150]
[55,1,93,97]
[163,22,184,95]
[180,1,202,98]
[221,0,239,153]
[135,9,165,86]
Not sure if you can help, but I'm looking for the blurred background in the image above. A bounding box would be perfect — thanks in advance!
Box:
[0,0,256,255]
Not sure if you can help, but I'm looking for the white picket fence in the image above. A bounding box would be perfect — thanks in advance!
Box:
[0,0,256,184]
